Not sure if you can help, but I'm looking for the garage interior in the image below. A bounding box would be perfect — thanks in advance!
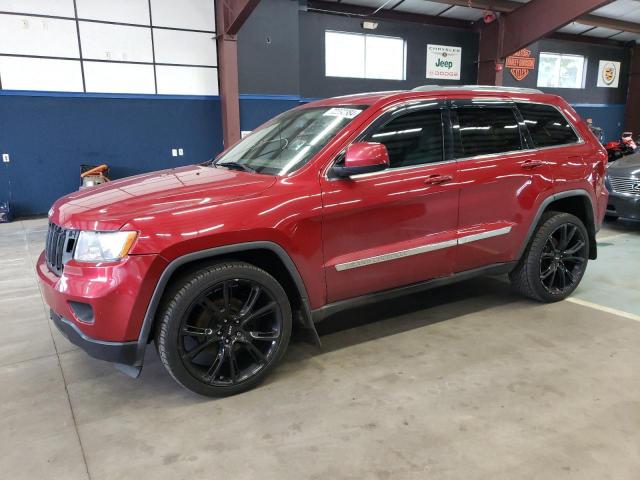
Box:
[1,0,640,479]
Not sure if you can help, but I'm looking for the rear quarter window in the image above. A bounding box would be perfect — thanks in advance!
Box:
[517,103,579,148]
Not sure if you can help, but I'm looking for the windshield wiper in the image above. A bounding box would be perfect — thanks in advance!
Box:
[216,161,256,173]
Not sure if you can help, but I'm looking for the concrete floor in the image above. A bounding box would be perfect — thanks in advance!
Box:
[1,217,639,480]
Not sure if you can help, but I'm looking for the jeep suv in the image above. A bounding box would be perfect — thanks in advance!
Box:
[37,86,608,396]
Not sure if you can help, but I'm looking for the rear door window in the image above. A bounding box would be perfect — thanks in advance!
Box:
[517,103,579,147]
[454,107,523,157]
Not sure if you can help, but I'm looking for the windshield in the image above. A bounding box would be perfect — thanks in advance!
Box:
[214,105,367,175]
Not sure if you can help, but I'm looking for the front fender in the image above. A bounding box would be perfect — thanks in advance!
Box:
[132,241,320,367]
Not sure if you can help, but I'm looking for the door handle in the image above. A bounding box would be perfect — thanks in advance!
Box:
[522,159,544,169]
[424,174,453,185]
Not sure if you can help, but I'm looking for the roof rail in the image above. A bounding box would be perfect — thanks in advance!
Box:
[412,85,543,94]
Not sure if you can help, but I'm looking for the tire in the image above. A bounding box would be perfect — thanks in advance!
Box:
[509,211,589,302]
[155,261,292,397]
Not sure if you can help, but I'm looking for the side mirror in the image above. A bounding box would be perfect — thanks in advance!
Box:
[332,142,390,178]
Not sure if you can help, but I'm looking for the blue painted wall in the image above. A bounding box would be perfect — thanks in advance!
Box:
[0,94,629,217]
[573,104,627,141]
[0,94,223,216]
[239,95,301,131]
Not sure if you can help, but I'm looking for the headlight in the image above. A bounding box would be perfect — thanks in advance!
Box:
[73,231,138,263]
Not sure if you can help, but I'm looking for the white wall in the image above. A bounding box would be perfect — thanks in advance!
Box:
[0,0,218,95]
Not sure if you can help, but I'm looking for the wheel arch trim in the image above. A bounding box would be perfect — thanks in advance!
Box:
[517,189,597,261]
[133,241,319,366]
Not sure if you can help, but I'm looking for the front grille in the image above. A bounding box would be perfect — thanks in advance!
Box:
[45,222,78,275]
[609,177,640,196]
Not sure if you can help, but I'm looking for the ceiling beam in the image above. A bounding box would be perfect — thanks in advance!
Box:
[477,0,613,85]
[425,0,523,13]
[495,0,614,58]
[311,0,640,36]
[579,13,640,34]
[549,31,633,48]
[428,0,640,34]
[220,0,261,35]
[306,0,471,29]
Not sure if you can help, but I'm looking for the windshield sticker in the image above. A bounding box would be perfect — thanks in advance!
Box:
[323,108,362,119]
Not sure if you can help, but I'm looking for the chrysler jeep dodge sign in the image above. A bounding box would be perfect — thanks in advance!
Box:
[426,44,461,80]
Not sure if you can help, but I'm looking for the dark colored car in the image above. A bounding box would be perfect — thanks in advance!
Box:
[606,152,640,220]
[38,86,608,396]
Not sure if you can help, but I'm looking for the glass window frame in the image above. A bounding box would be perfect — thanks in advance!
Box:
[324,30,407,81]
[536,52,587,89]
[327,101,452,179]
[449,100,530,160]
[214,104,368,176]
[515,101,583,149]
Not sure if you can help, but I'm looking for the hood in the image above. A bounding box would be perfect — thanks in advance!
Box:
[50,165,277,230]
[607,152,640,178]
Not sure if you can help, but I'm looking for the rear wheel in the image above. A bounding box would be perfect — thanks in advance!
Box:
[155,261,292,397]
[510,212,589,302]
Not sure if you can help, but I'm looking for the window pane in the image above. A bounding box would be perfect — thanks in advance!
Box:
[324,31,406,80]
[218,106,366,175]
[538,53,561,88]
[325,31,365,78]
[537,52,585,89]
[517,103,579,147]
[456,107,522,157]
[367,109,443,168]
[365,35,405,80]
[559,55,585,88]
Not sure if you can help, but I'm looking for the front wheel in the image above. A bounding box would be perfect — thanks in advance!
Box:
[510,212,589,302]
[155,261,292,397]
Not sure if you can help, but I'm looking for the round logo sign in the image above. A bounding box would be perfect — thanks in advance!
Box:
[602,62,617,85]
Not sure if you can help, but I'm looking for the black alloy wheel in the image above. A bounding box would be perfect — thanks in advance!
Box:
[509,211,589,302]
[156,262,292,397]
[179,279,283,386]
[539,223,588,295]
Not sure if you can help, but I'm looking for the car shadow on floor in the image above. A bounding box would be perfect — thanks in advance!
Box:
[288,275,522,359]
[58,275,525,404]
[602,217,640,235]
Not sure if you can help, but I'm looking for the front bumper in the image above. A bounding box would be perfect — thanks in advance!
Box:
[37,252,167,365]
[607,193,640,220]
[51,310,139,364]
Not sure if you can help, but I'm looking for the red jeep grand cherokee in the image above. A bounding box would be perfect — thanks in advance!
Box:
[38,86,608,396]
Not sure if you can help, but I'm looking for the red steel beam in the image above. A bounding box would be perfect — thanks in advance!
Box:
[625,45,640,135]
[477,0,613,85]
[429,0,640,34]
[498,0,614,58]
[216,0,261,148]
[226,0,261,35]
[307,0,471,29]
[477,15,505,85]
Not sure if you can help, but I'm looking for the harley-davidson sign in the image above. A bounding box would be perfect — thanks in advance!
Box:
[506,49,536,81]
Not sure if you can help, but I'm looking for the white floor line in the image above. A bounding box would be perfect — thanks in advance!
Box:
[566,297,640,322]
